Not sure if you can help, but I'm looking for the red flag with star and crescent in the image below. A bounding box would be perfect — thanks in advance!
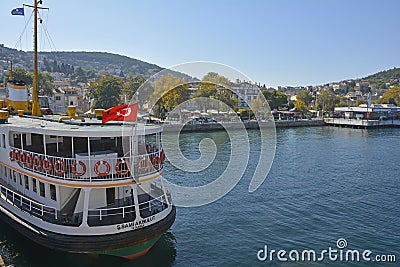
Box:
[102,103,138,124]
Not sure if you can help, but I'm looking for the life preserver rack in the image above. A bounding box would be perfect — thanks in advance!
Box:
[10,147,165,180]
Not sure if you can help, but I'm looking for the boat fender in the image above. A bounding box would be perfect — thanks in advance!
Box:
[94,160,110,177]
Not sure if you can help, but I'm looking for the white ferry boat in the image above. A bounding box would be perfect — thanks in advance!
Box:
[0,103,175,259]
[0,1,175,259]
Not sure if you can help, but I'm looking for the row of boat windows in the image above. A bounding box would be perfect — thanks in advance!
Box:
[8,132,159,158]
[0,165,57,201]
[9,132,127,158]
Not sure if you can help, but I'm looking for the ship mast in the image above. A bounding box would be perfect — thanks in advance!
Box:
[24,0,48,116]
[31,0,41,116]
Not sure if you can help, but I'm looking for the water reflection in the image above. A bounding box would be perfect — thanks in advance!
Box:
[0,220,176,267]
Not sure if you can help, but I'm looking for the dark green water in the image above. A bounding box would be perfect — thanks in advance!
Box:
[1,127,399,266]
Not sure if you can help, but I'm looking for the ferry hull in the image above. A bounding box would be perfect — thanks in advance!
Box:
[96,235,161,259]
[0,204,175,259]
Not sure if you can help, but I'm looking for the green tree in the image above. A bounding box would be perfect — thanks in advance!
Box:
[88,74,123,109]
[194,72,233,112]
[355,99,366,106]
[294,100,308,113]
[379,86,400,105]
[5,68,53,96]
[4,68,32,85]
[150,75,190,118]
[315,90,339,111]
[73,67,88,83]
[296,90,313,107]
[122,74,146,102]
[37,72,54,96]
[261,89,288,110]
[250,93,272,119]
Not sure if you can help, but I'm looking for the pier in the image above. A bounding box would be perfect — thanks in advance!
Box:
[324,118,400,128]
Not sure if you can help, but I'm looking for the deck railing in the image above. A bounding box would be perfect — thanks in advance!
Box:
[0,184,84,227]
[0,184,57,221]
[9,147,165,182]
[87,194,169,227]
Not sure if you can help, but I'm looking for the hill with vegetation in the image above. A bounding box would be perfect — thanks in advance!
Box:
[362,67,400,89]
[0,44,191,81]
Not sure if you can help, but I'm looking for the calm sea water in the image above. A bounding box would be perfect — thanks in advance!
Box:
[1,127,399,266]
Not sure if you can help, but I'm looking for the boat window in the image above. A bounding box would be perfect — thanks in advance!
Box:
[23,133,44,154]
[39,181,45,197]
[50,184,57,201]
[73,137,88,156]
[44,135,65,157]
[12,133,22,149]
[32,178,37,193]
[1,134,5,148]
[89,137,124,157]
[24,175,29,190]
[106,188,116,206]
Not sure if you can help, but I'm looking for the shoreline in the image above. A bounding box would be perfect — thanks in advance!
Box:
[162,119,326,132]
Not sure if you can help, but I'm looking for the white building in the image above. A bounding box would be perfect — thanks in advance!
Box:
[231,80,261,108]
[50,86,89,113]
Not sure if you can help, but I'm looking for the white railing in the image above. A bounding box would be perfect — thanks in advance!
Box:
[87,193,169,226]
[9,147,165,182]
[0,184,57,221]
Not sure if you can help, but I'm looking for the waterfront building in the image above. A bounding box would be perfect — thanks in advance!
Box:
[325,104,400,127]
[231,80,261,109]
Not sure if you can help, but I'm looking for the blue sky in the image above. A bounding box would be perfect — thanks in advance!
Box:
[1,0,399,87]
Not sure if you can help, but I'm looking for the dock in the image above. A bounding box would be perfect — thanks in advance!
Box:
[325,118,400,128]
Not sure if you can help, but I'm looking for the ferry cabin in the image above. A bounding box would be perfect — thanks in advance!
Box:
[0,115,174,257]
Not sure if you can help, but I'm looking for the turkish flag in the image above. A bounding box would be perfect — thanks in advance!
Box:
[102,103,138,124]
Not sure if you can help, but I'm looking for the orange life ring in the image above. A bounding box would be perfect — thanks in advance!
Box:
[43,158,53,172]
[115,160,130,176]
[160,150,166,164]
[152,155,160,170]
[54,159,66,176]
[25,153,33,168]
[9,150,15,161]
[138,156,149,172]
[14,150,20,162]
[72,161,86,176]
[33,156,42,170]
[94,160,110,177]
[18,152,26,164]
